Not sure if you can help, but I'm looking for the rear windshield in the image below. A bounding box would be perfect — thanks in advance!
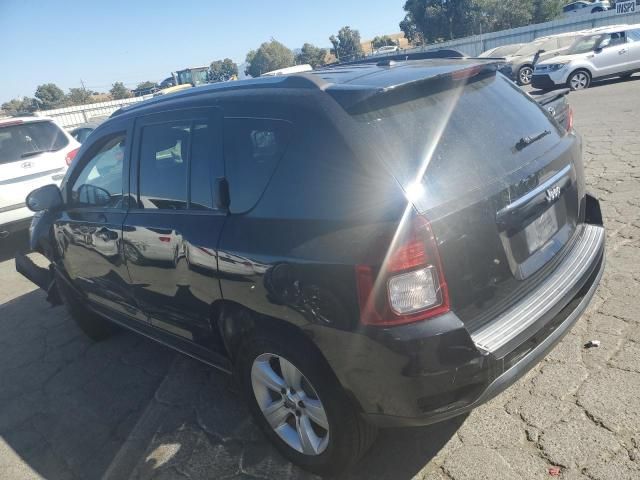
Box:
[0,121,68,165]
[353,73,560,208]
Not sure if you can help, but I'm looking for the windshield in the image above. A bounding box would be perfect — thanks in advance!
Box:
[352,74,561,210]
[513,40,547,56]
[0,121,68,165]
[567,34,605,55]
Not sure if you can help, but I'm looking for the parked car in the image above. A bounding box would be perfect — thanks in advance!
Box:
[533,24,640,90]
[373,45,400,55]
[69,116,109,143]
[478,43,525,57]
[0,116,79,238]
[506,32,584,85]
[562,0,611,17]
[17,59,605,475]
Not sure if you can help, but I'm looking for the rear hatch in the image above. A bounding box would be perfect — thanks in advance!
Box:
[0,120,71,211]
[344,65,584,347]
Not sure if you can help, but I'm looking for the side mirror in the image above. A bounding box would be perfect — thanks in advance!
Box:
[594,47,603,54]
[26,184,63,212]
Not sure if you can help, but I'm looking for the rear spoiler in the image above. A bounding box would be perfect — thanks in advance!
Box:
[330,61,503,114]
[535,88,570,107]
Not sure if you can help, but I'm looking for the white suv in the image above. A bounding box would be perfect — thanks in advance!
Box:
[533,24,640,90]
[0,117,80,238]
[562,1,611,17]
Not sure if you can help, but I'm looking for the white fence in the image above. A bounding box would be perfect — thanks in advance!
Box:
[34,95,152,129]
[406,8,640,57]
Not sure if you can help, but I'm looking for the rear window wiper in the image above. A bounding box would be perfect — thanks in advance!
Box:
[513,130,550,152]
[20,149,58,158]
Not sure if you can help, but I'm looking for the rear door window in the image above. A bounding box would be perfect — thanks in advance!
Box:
[0,121,68,165]
[139,123,189,210]
[135,110,222,211]
[223,118,292,213]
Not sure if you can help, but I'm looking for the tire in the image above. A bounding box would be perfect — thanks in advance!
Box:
[57,277,119,341]
[568,70,591,90]
[591,7,603,13]
[236,330,377,475]
[621,73,633,79]
[517,65,533,86]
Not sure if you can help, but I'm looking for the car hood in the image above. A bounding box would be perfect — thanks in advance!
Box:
[537,52,586,66]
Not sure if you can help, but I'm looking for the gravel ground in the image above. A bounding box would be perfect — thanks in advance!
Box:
[1,75,639,480]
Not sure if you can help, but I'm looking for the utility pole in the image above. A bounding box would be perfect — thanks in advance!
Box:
[80,79,86,91]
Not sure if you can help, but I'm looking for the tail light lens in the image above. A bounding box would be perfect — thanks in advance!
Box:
[65,147,80,166]
[356,214,450,326]
[567,106,574,132]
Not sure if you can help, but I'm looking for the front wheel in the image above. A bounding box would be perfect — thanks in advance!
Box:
[568,70,591,90]
[237,332,377,475]
[517,65,533,86]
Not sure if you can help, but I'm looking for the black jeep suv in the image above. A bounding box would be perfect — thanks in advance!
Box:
[17,59,605,475]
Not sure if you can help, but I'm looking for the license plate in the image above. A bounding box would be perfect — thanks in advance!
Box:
[525,207,559,254]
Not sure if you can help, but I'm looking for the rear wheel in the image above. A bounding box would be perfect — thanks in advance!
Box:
[591,7,603,12]
[237,331,377,475]
[517,65,534,85]
[568,70,591,90]
[57,277,119,341]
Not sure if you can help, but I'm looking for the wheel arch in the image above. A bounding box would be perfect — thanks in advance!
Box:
[212,299,366,412]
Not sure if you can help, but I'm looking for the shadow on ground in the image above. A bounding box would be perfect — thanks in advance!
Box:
[0,288,175,479]
[0,230,29,262]
[1,237,463,480]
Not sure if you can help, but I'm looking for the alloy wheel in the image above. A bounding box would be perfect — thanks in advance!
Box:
[251,353,330,455]
[570,72,589,90]
[519,66,533,85]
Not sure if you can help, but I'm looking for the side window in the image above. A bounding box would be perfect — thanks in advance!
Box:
[609,32,626,47]
[139,123,189,210]
[71,133,125,208]
[628,29,640,42]
[137,120,219,210]
[224,118,292,213]
[542,39,558,51]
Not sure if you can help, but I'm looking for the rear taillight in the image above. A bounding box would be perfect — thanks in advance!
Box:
[567,106,574,132]
[65,147,80,166]
[356,214,450,326]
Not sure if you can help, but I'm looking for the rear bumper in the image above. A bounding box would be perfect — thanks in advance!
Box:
[363,245,604,426]
[532,73,566,90]
[322,213,604,427]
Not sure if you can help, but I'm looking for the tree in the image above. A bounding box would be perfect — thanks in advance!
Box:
[400,0,564,45]
[209,58,238,82]
[67,87,93,106]
[110,82,132,99]
[475,0,533,32]
[1,97,37,115]
[245,39,295,77]
[532,0,564,23]
[400,11,424,45]
[294,43,328,68]
[34,83,66,109]
[371,35,398,49]
[329,26,363,62]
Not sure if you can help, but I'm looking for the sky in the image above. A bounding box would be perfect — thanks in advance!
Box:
[0,0,405,103]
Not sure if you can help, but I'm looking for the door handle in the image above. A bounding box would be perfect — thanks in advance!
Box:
[618,49,627,54]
